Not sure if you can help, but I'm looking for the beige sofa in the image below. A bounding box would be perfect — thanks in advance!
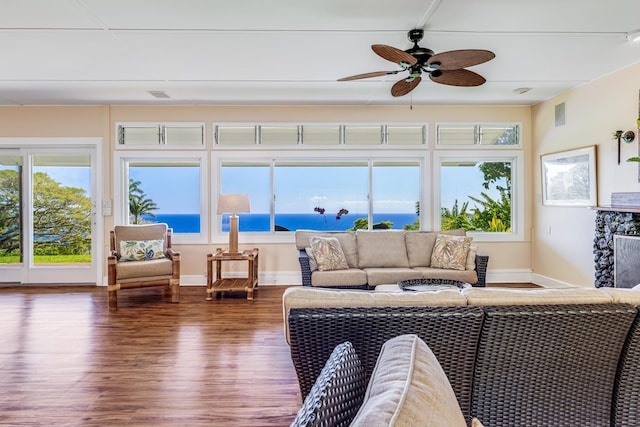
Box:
[295,229,489,288]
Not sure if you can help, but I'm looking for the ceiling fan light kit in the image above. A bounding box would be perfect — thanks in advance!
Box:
[339,29,495,97]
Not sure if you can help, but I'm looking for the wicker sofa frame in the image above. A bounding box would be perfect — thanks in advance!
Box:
[297,249,489,288]
[288,303,640,426]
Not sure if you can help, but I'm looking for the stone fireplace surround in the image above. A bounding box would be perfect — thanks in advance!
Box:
[593,208,640,287]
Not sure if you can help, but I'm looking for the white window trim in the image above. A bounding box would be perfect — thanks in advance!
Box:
[113,150,209,244]
[435,122,522,149]
[212,149,430,245]
[433,150,524,242]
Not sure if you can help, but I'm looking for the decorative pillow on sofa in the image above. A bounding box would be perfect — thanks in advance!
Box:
[350,334,467,427]
[119,239,165,262]
[431,234,472,271]
[310,236,349,271]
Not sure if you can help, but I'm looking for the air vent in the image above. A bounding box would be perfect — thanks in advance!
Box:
[148,90,170,99]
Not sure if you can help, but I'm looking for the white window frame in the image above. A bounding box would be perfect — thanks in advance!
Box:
[433,150,524,242]
[212,148,430,244]
[113,151,209,244]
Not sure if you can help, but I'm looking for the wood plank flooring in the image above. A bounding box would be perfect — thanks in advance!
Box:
[0,285,301,426]
[0,283,538,426]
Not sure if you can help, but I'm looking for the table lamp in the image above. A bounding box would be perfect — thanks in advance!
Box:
[217,194,250,254]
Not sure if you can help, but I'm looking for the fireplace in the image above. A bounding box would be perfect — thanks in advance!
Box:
[593,208,640,287]
[614,235,640,288]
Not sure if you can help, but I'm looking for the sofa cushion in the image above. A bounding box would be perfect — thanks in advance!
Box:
[310,236,349,271]
[350,334,467,427]
[405,229,466,267]
[296,231,358,268]
[119,239,165,262]
[413,266,478,284]
[363,268,423,287]
[282,287,467,344]
[311,269,368,288]
[599,288,640,305]
[431,234,472,271]
[462,287,614,305]
[357,231,409,268]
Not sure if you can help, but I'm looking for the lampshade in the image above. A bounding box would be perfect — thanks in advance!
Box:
[217,194,251,215]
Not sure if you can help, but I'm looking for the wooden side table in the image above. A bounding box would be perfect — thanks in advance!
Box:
[206,248,259,301]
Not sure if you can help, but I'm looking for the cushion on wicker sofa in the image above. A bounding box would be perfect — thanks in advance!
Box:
[350,334,467,427]
[357,230,409,268]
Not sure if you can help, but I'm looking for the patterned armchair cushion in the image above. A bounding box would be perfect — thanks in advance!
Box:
[119,239,165,261]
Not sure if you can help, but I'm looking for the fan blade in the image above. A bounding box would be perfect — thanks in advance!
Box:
[430,69,486,87]
[391,76,422,97]
[372,44,417,66]
[338,70,400,81]
[428,49,495,70]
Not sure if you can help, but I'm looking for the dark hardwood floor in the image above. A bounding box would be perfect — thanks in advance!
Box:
[0,282,538,426]
[0,285,301,426]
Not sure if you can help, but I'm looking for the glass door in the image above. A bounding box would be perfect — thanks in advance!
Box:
[0,147,99,284]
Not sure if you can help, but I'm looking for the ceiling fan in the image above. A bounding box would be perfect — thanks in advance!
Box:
[338,29,495,97]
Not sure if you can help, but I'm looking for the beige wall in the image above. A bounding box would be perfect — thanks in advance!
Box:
[532,62,640,287]
[0,104,532,284]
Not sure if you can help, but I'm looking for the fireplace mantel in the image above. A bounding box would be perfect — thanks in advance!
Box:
[593,206,640,213]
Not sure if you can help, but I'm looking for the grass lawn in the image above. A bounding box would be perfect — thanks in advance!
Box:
[0,255,91,264]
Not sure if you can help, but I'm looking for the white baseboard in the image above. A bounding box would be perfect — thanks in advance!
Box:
[486,269,533,284]
[530,273,580,288]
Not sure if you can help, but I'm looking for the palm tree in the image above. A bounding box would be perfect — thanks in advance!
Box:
[128,179,158,224]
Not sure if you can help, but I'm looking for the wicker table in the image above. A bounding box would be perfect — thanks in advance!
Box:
[206,248,259,300]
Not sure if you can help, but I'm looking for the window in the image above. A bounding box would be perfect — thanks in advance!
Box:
[0,153,22,265]
[214,124,426,146]
[117,123,205,147]
[218,158,423,235]
[435,151,524,241]
[114,152,208,244]
[437,123,519,146]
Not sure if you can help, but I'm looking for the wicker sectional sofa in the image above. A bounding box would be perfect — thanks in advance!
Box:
[284,286,640,426]
[295,229,489,288]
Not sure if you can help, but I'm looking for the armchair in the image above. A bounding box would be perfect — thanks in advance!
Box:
[107,223,180,311]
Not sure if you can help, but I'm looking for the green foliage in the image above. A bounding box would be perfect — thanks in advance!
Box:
[32,172,92,255]
[440,200,473,231]
[440,160,512,233]
[129,179,158,224]
[468,189,511,231]
[0,169,21,256]
[347,218,393,231]
[0,169,93,259]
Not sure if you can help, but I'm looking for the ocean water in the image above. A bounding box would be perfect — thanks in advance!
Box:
[146,213,418,233]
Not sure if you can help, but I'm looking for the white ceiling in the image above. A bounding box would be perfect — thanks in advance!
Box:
[1,0,640,106]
